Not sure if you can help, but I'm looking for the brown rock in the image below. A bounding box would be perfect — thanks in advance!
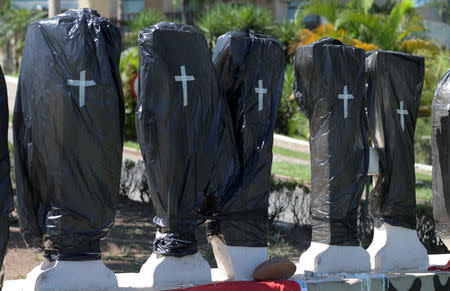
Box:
[252,256,296,281]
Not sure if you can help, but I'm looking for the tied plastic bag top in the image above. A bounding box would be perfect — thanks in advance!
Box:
[293,38,368,246]
[211,31,284,247]
[432,69,450,240]
[13,9,124,260]
[136,22,238,256]
[366,50,424,230]
[0,66,13,291]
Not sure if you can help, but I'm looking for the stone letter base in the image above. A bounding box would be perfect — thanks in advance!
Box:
[24,259,118,291]
[367,223,429,271]
[138,252,211,287]
[298,242,371,273]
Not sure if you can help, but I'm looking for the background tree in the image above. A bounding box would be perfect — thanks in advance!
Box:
[196,2,273,51]
[48,0,60,17]
[0,4,46,73]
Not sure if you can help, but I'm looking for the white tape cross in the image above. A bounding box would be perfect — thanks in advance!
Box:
[174,66,195,107]
[68,70,96,108]
[338,85,354,119]
[255,79,268,111]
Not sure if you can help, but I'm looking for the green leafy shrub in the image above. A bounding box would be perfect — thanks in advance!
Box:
[196,3,273,51]
[119,47,139,142]
[122,9,165,49]
[415,117,431,164]
[274,20,300,62]
[275,64,297,135]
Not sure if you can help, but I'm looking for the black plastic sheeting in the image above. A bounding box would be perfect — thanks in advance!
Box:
[432,69,450,240]
[366,50,424,230]
[136,22,239,256]
[13,9,124,260]
[211,32,284,247]
[293,38,369,246]
[0,66,13,290]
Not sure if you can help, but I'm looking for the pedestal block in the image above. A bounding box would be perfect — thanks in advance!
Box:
[139,252,211,287]
[367,223,429,271]
[298,242,370,274]
[25,259,117,291]
[210,236,267,280]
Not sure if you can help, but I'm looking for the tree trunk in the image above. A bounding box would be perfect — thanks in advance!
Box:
[117,0,123,27]
[181,0,188,24]
[442,0,448,24]
[0,0,6,9]
[48,0,61,17]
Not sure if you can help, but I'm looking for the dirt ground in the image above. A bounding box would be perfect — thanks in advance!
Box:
[4,198,158,280]
[3,198,234,280]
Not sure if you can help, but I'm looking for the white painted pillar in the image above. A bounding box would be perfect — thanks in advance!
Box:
[48,0,61,17]
[138,232,211,287]
[367,149,429,271]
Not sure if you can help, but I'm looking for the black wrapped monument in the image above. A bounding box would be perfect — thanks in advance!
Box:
[366,50,428,271]
[136,22,238,286]
[293,38,370,273]
[432,69,450,250]
[0,66,13,291]
[13,9,124,288]
[209,31,284,280]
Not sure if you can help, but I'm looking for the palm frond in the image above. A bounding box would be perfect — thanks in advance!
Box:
[295,0,342,26]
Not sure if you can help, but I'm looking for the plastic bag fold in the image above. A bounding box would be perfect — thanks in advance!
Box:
[293,38,369,246]
[136,22,239,256]
[211,31,284,247]
[366,50,424,230]
[13,9,124,260]
[0,65,13,290]
[432,69,450,240]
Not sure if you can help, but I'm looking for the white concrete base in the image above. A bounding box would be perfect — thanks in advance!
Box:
[4,254,450,291]
[139,252,211,287]
[24,259,117,291]
[367,223,429,272]
[298,242,371,273]
[210,236,267,281]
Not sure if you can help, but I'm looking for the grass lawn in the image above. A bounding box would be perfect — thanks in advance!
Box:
[124,140,140,150]
[272,146,310,161]
[271,160,311,182]
[123,139,432,202]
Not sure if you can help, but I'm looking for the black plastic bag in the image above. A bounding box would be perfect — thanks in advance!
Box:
[136,22,239,256]
[0,66,13,291]
[366,50,424,230]
[432,69,450,240]
[13,9,124,260]
[293,38,369,246]
[211,32,284,247]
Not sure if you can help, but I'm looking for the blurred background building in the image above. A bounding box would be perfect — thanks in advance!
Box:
[7,0,315,24]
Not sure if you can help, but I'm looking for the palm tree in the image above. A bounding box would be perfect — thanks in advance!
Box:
[295,0,424,51]
[0,5,46,73]
[196,3,273,51]
[129,9,164,32]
